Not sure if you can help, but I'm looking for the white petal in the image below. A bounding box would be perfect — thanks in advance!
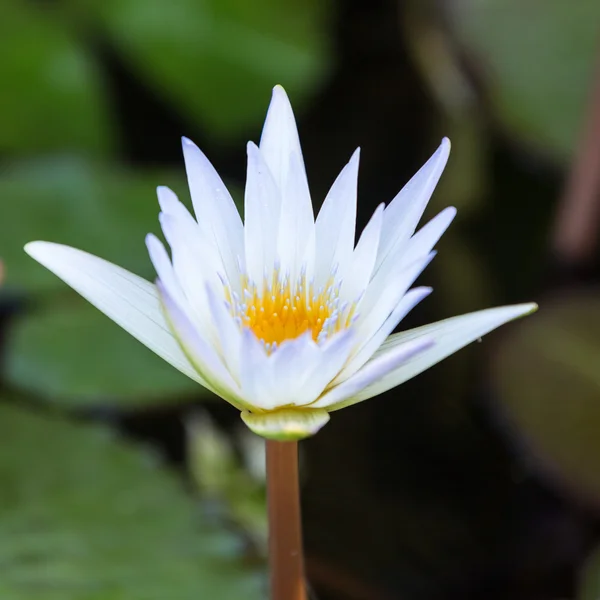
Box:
[375,138,450,273]
[277,151,315,284]
[145,233,185,306]
[314,149,359,289]
[206,285,242,383]
[267,331,355,408]
[24,241,205,386]
[401,206,456,268]
[157,185,194,222]
[340,203,384,302]
[267,333,319,407]
[158,281,246,408]
[244,142,281,284]
[312,336,434,408]
[353,252,435,345]
[239,329,273,409]
[259,85,308,195]
[297,330,355,404]
[159,212,220,341]
[336,286,431,383]
[327,302,538,410]
[181,137,245,282]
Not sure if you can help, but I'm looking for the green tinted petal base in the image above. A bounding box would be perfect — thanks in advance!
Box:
[241,408,330,441]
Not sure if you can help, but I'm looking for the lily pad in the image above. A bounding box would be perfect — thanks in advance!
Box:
[6,301,208,408]
[448,0,600,160]
[0,402,264,599]
[492,290,600,503]
[0,157,184,294]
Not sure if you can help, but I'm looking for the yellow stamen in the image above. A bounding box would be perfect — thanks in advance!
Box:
[226,269,355,350]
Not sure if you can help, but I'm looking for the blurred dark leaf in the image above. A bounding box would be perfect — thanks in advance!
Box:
[579,544,600,600]
[492,290,600,503]
[6,300,207,407]
[448,0,600,161]
[76,0,331,138]
[0,157,187,293]
[0,0,113,155]
[0,402,264,599]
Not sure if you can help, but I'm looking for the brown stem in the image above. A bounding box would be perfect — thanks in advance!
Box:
[552,50,600,265]
[266,440,307,600]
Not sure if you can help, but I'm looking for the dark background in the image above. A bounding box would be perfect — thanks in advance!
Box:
[1,0,600,598]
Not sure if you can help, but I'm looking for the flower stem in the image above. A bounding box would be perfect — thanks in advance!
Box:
[266,440,307,600]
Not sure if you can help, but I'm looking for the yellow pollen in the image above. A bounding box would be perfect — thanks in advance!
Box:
[225,271,356,350]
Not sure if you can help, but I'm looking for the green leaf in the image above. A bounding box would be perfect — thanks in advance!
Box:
[448,0,600,160]
[0,402,264,598]
[6,300,208,408]
[0,157,185,294]
[0,0,113,155]
[77,0,331,138]
[492,290,600,502]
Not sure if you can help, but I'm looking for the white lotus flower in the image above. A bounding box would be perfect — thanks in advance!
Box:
[25,86,536,440]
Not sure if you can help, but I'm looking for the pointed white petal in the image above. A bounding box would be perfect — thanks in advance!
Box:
[145,233,185,306]
[336,286,431,383]
[24,241,204,386]
[340,203,384,302]
[267,332,319,407]
[259,85,308,195]
[361,208,452,323]
[206,285,243,383]
[375,138,450,273]
[314,149,359,289]
[158,281,246,409]
[244,142,281,284]
[159,213,220,341]
[157,186,193,222]
[401,206,456,267]
[296,330,355,404]
[239,329,274,410]
[277,151,315,283]
[353,252,435,346]
[312,336,434,408]
[327,302,538,410]
[181,137,245,281]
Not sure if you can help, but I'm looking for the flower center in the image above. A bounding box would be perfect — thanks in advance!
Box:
[225,270,356,351]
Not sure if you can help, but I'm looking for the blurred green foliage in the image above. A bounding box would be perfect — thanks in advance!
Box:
[7,302,199,407]
[0,158,183,293]
[0,0,600,597]
[71,0,332,139]
[0,1,114,155]
[0,402,263,599]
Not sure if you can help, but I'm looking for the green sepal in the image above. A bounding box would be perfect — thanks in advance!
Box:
[241,408,330,441]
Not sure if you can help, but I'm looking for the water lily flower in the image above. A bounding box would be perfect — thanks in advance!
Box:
[25,86,536,440]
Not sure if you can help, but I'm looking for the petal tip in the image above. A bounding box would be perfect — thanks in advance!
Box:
[521,302,539,316]
[24,240,43,256]
[24,240,57,261]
